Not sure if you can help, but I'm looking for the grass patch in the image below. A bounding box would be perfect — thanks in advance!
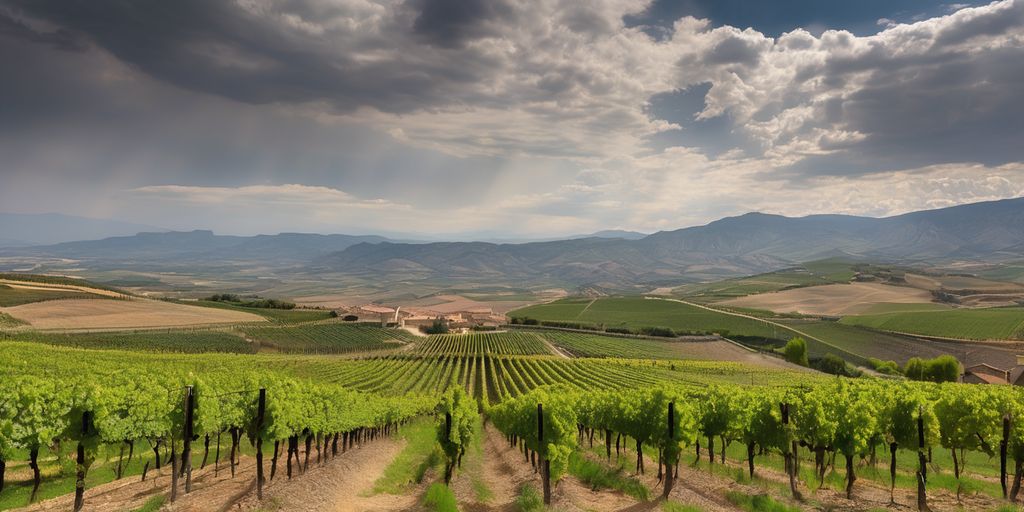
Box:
[515,483,545,512]
[130,495,166,512]
[424,483,459,512]
[0,312,26,327]
[568,451,650,500]
[372,417,443,495]
[465,415,493,503]
[725,491,800,512]
[662,501,705,512]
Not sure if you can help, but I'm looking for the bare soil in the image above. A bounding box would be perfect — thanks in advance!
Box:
[0,298,265,330]
[721,282,935,316]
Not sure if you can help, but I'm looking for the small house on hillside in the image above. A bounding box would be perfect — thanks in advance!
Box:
[960,361,1024,385]
[962,363,1011,384]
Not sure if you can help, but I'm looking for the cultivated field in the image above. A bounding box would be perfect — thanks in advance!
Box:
[0,298,266,330]
[511,296,783,340]
[240,322,418,353]
[840,306,1024,341]
[720,281,936,316]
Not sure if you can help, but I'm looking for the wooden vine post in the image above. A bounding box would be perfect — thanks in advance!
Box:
[662,402,675,499]
[183,385,195,494]
[539,403,550,505]
[256,388,267,500]
[444,412,453,484]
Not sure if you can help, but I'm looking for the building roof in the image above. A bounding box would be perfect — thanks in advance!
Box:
[968,372,1009,385]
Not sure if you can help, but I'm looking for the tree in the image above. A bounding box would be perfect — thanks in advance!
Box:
[783,337,809,367]
[924,355,960,383]
[904,357,926,380]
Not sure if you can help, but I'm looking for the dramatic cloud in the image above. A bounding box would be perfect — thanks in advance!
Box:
[1,0,1022,236]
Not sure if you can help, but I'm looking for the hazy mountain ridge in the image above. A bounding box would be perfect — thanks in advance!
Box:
[317,197,1024,286]
[4,198,1023,288]
[4,230,393,264]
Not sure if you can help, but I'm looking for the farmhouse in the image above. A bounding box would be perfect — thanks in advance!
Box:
[961,361,1024,385]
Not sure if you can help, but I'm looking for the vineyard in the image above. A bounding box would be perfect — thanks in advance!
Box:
[841,307,1024,341]
[3,315,1024,512]
[239,323,419,354]
[535,330,709,359]
[3,330,255,354]
[412,331,552,356]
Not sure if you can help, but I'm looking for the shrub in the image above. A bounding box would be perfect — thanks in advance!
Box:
[812,354,847,375]
[782,337,809,367]
[867,357,902,375]
[639,326,676,338]
[605,327,634,335]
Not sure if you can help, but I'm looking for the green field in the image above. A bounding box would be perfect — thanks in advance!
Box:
[0,284,103,306]
[240,322,419,353]
[533,330,706,359]
[840,307,1024,340]
[2,329,254,353]
[511,297,783,341]
[673,260,855,302]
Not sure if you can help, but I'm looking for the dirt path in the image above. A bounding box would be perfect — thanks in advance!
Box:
[232,437,413,512]
[15,454,262,512]
[13,436,409,512]
[576,298,598,319]
[536,334,572,359]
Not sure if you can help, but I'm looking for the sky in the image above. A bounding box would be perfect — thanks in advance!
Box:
[1,0,1023,239]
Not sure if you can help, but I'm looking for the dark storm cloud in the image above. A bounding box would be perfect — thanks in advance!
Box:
[0,10,86,51]
[411,0,513,48]
[1,0,503,114]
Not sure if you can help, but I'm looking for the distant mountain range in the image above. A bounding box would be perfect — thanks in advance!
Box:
[313,197,1024,287]
[3,230,391,264]
[4,197,1024,289]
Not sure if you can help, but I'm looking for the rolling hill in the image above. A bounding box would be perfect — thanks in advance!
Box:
[315,197,1024,287]
[4,197,1024,290]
